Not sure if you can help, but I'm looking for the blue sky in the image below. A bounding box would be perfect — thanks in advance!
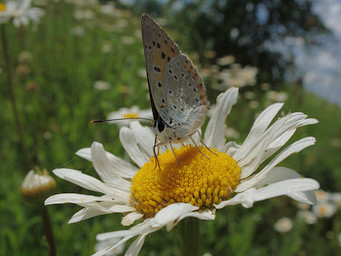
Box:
[298,0,341,106]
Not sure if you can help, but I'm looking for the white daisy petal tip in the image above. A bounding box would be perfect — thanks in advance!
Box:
[121,212,144,226]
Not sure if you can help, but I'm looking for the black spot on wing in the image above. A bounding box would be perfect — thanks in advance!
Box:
[153,66,161,73]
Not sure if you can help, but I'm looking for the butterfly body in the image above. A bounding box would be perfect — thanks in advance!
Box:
[141,14,210,148]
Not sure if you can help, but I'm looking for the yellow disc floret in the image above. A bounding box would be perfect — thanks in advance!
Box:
[123,112,138,118]
[130,145,241,218]
[0,4,6,11]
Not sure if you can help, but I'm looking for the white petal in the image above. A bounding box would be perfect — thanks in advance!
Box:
[236,137,316,192]
[77,145,138,179]
[68,204,136,223]
[236,111,308,176]
[91,142,132,191]
[91,142,120,182]
[93,235,136,256]
[53,168,114,194]
[76,147,92,161]
[104,151,138,178]
[253,166,302,186]
[121,212,144,226]
[236,103,283,158]
[78,202,135,213]
[166,208,215,231]
[125,233,148,256]
[130,121,154,158]
[216,178,319,209]
[45,193,103,205]
[97,220,155,241]
[95,219,162,255]
[301,118,318,126]
[152,203,199,228]
[261,117,318,162]
[251,166,317,205]
[69,208,106,223]
[204,88,238,149]
[224,141,241,156]
[287,190,317,205]
[215,188,257,208]
[261,129,296,160]
[120,126,149,167]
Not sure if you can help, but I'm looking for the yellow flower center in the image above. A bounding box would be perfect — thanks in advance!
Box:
[123,112,138,118]
[130,145,241,218]
[0,4,6,11]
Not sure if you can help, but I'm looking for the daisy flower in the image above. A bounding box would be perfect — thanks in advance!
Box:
[274,217,293,233]
[94,80,111,91]
[106,106,153,127]
[0,0,45,27]
[45,88,319,255]
[312,201,336,218]
[297,210,317,224]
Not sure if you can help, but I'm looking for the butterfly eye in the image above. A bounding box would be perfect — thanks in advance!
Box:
[158,120,165,132]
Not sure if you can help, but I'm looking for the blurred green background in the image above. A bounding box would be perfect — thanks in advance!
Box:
[1,0,341,255]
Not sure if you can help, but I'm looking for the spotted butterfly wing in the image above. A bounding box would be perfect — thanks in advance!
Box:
[161,54,209,132]
[141,13,180,122]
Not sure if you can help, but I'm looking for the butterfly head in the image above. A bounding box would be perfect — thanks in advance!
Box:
[150,116,190,144]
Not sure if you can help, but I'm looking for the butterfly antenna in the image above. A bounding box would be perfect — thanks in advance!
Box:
[91,117,154,123]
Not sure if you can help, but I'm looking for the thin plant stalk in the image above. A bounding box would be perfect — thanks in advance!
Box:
[179,218,200,256]
[40,206,57,256]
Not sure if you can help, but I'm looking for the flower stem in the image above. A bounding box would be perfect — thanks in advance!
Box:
[40,206,57,256]
[1,24,30,168]
[179,218,200,256]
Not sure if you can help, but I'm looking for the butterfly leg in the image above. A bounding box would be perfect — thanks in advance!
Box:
[188,130,217,157]
[196,130,218,155]
[188,134,210,159]
[169,140,181,165]
[153,136,161,171]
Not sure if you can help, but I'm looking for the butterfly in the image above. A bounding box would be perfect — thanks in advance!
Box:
[92,14,214,168]
[141,13,213,167]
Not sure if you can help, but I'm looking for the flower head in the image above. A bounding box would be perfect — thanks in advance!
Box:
[45,88,319,255]
[94,80,111,90]
[0,0,45,27]
[21,169,56,205]
[297,210,317,224]
[274,217,293,233]
[312,201,336,218]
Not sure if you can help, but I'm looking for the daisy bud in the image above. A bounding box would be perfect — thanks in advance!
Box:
[21,169,56,206]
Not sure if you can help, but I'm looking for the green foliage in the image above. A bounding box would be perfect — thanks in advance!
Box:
[0,1,340,256]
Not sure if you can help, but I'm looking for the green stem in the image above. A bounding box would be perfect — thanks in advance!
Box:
[179,218,200,256]
[40,206,57,256]
[1,24,30,168]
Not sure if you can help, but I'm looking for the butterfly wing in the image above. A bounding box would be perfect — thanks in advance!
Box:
[161,54,210,132]
[141,13,181,120]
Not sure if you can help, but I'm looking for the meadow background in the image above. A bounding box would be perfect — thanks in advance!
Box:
[1,0,341,255]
